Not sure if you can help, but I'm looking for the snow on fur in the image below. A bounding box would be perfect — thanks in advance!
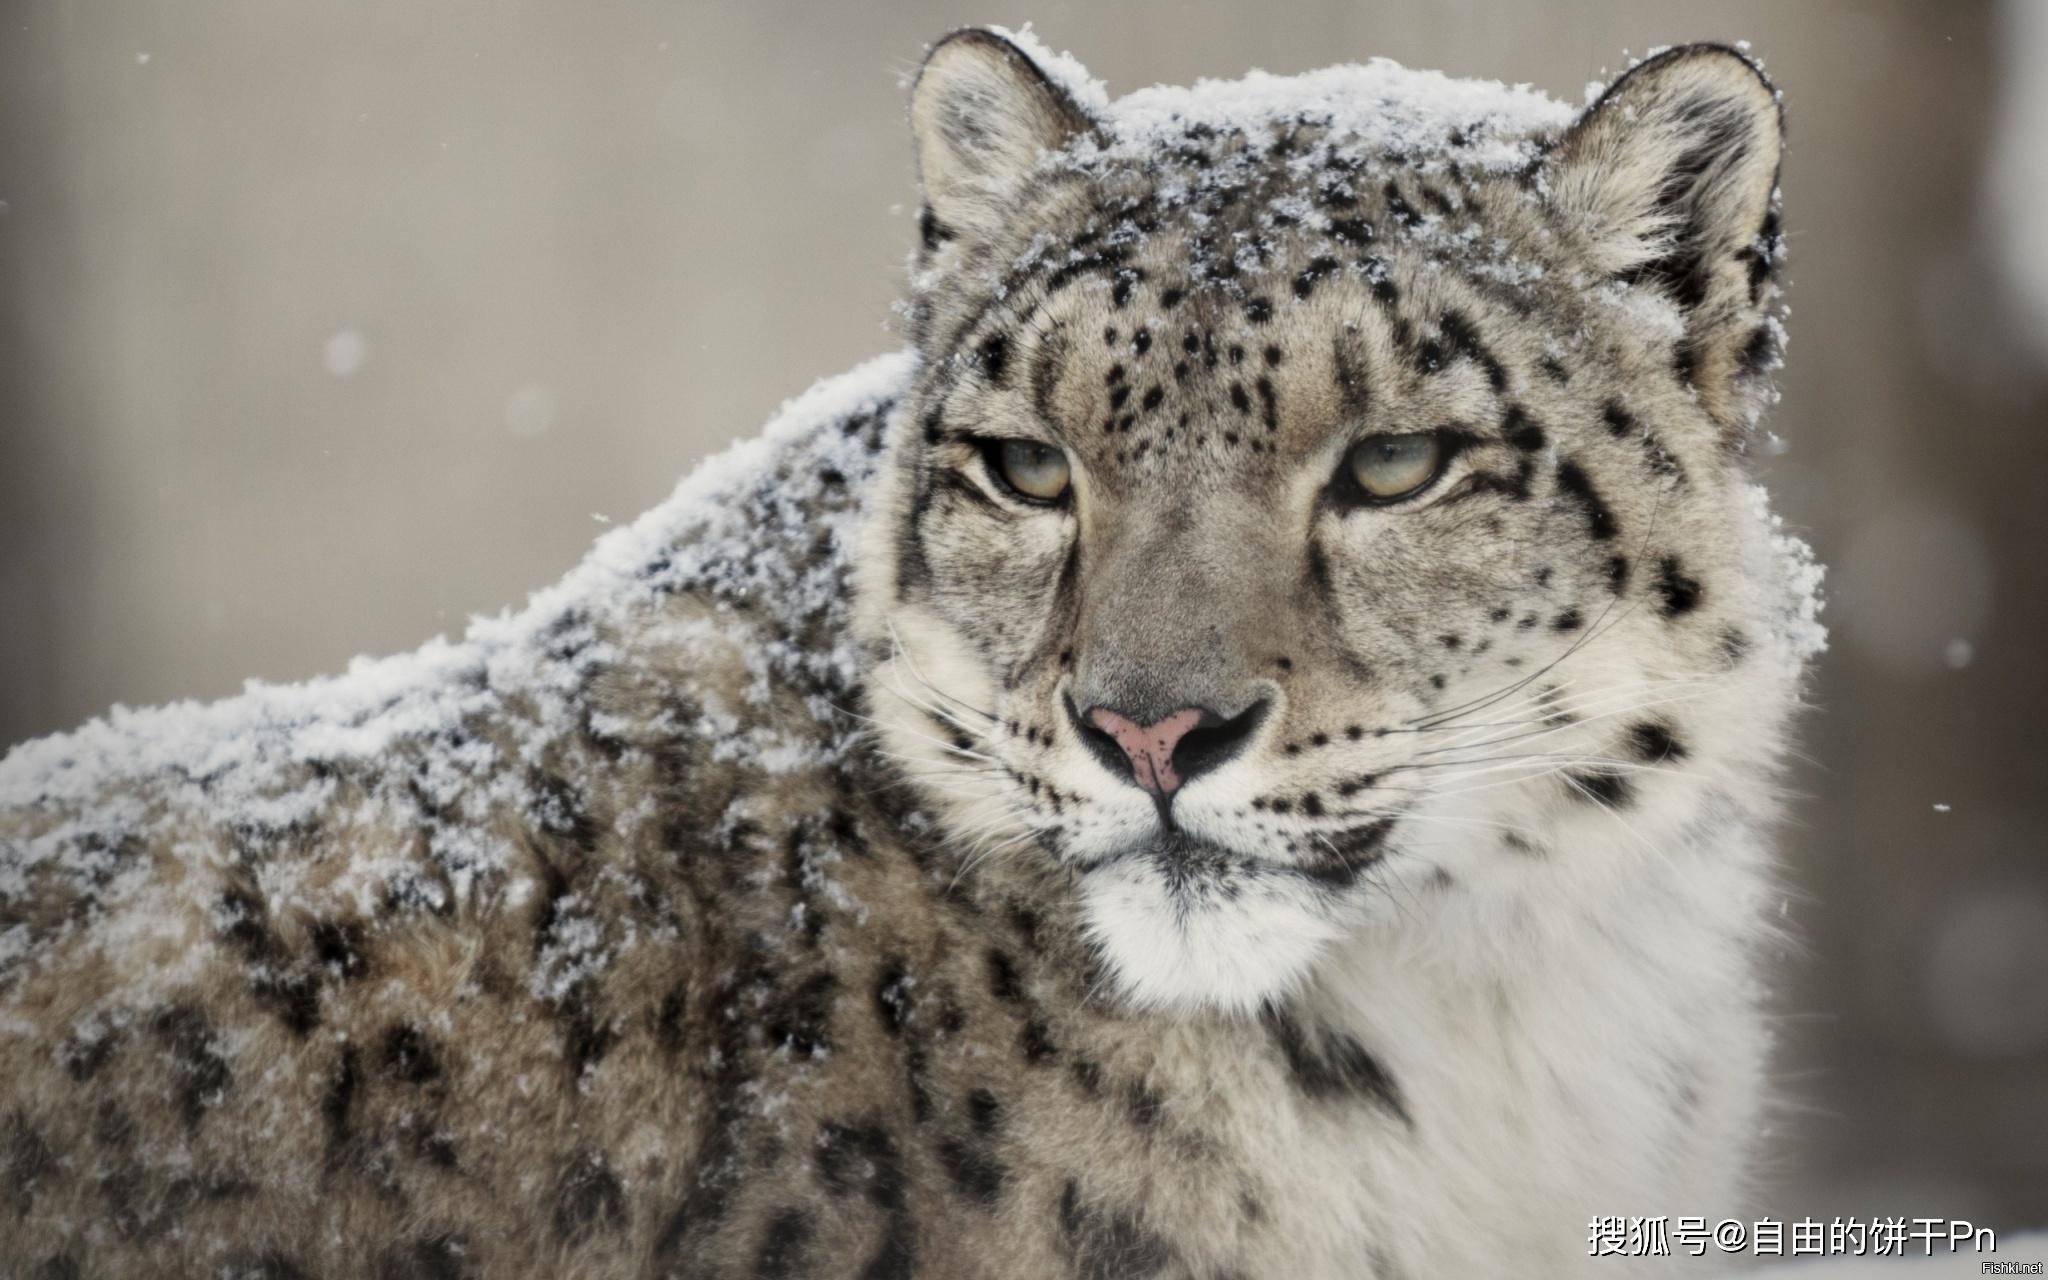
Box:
[0,352,913,924]
[998,22,1574,170]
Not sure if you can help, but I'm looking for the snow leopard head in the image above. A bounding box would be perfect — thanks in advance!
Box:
[857,29,1801,1013]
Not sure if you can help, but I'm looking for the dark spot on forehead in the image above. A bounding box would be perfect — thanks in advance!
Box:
[1439,309,1506,390]
[937,1136,1006,1205]
[1112,267,1143,307]
[1502,407,1545,452]
[967,1088,1003,1135]
[816,1122,906,1210]
[977,333,1009,387]
[1021,1019,1058,1062]
[1414,332,1445,375]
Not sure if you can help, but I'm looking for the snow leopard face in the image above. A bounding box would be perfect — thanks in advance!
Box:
[859,30,1787,1012]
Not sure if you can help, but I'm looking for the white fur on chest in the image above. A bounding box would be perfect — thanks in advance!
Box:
[1179,810,1774,1278]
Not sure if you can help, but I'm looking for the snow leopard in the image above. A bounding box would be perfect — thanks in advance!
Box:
[0,27,1823,1280]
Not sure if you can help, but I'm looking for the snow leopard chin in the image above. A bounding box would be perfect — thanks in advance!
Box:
[1076,856,1346,1015]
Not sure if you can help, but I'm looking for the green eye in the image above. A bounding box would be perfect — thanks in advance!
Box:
[1345,432,1445,502]
[992,439,1071,503]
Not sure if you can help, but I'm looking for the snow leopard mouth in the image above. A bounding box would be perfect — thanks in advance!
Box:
[1071,819,1398,894]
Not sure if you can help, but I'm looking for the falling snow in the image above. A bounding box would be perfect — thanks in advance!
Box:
[322,328,366,378]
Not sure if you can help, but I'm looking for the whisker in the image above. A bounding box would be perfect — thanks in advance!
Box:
[1416,680,1716,758]
[884,618,997,722]
[870,669,991,745]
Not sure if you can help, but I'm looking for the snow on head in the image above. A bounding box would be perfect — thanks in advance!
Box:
[1097,58,1572,171]
[989,22,1573,171]
[984,23,1112,116]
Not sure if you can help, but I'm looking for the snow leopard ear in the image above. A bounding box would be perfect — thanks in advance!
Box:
[1545,45,1786,425]
[911,29,1096,249]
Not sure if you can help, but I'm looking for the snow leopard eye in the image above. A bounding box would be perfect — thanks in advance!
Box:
[986,439,1072,503]
[1343,431,1446,503]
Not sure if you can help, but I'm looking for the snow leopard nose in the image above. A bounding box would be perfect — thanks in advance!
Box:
[1073,700,1268,798]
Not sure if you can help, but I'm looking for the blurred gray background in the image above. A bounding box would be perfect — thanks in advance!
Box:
[3,0,2043,1232]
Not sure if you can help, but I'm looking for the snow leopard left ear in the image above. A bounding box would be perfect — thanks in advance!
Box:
[1544,45,1785,426]
[911,29,1096,250]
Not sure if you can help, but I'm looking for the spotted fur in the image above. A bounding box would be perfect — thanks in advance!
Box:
[0,31,1821,1279]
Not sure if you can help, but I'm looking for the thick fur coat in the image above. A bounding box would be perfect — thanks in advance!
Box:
[0,31,1822,1279]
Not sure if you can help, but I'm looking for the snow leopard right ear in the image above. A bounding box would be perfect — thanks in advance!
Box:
[1543,45,1786,428]
[910,29,1096,250]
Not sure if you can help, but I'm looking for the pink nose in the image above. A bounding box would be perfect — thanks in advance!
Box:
[1086,707,1206,796]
